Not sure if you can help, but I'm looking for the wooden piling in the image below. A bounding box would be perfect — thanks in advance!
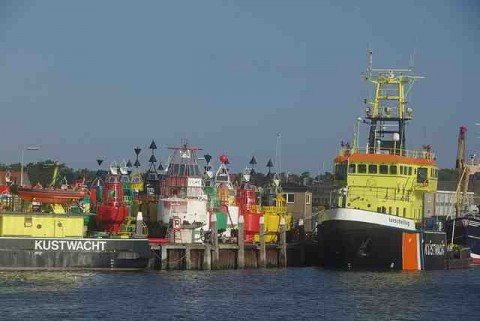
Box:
[161,246,168,270]
[185,245,192,270]
[279,217,287,268]
[211,215,219,269]
[298,218,305,241]
[238,215,245,269]
[203,244,212,270]
[259,216,266,268]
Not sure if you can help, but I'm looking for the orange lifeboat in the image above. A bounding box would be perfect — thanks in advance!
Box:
[17,186,87,204]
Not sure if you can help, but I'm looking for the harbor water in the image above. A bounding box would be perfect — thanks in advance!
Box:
[1,267,479,320]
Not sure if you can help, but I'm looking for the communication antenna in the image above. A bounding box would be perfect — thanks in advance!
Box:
[275,133,282,176]
[409,48,416,71]
[367,48,373,77]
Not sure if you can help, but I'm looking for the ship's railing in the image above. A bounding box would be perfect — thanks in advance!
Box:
[337,146,435,160]
[0,195,85,214]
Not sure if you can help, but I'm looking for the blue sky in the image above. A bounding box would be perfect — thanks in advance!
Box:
[0,0,479,174]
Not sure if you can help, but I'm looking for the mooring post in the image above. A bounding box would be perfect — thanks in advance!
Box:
[135,211,144,238]
[238,215,245,269]
[298,218,305,241]
[260,216,266,268]
[203,244,212,270]
[211,214,219,269]
[279,217,287,268]
[298,218,305,265]
[185,245,192,270]
[161,245,168,270]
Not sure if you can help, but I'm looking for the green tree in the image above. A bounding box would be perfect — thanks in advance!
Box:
[438,168,458,182]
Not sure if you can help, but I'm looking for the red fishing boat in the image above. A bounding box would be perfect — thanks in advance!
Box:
[94,163,129,233]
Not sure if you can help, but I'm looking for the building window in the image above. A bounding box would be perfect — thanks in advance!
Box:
[305,193,311,205]
[286,193,295,203]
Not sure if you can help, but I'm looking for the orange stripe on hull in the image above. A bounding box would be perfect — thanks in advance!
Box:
[335,153,435,166]
[402,232,421,270]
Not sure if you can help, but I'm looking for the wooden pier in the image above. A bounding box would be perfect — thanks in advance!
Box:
[148,217,319,270]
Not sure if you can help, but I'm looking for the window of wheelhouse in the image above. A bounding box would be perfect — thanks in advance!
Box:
[358,164,367,173]
[417,167,428,184]
[348,164,356,173]
[390,165,397,175]
[334,163,347,181]
[368,164,378,174]
[379,165,388,174]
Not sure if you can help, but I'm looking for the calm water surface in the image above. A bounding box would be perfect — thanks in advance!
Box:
[0,267,479,320]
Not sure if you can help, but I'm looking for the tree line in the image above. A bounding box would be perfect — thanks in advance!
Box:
[0,161,96,187]
[0,161,460,188]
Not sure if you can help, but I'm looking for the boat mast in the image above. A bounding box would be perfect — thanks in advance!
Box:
[363,50,423,154]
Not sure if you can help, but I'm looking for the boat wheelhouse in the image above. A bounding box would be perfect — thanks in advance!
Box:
[333,146,438,223]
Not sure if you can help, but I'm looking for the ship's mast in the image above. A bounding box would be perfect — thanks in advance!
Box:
[363,50,423,154]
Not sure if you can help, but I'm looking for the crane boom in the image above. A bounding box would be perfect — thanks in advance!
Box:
[455,126,480,216]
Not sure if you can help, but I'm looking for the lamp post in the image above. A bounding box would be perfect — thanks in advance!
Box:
[20,146,40,186]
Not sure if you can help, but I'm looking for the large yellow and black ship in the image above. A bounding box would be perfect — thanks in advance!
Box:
[318,55,448,270]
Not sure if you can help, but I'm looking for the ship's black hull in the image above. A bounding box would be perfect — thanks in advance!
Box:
[0,237,151,270]
[318,220,405,270]
[318,218,448,270]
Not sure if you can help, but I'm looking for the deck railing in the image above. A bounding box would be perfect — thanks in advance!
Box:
[338,146,435,160]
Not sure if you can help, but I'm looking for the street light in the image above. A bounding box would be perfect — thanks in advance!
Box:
[20,146,40,186]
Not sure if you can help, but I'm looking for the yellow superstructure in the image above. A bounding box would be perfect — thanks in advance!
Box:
[0,212,84,237]
[333,148,437,222]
